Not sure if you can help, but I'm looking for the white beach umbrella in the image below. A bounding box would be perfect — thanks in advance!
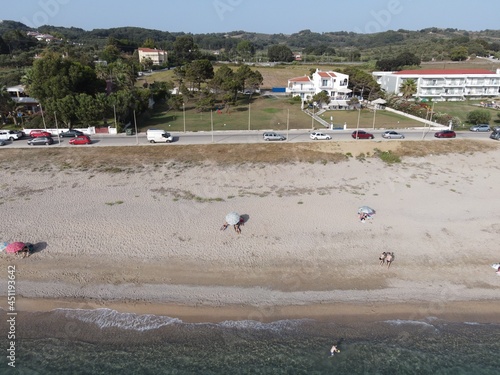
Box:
[358,206,376,215]
[225,212,241,225]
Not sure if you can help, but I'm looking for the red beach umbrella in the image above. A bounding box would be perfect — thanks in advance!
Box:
[5,242,26,254]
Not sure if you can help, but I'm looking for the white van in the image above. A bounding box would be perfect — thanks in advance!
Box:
[146,129,173,143]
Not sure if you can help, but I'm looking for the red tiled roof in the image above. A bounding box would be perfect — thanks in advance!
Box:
[289,76,311,82]
[138,48,166,53]
[318,71,337,78]
[395,69,495,75]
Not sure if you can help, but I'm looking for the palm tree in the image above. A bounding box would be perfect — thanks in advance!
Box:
[399,79,417,99]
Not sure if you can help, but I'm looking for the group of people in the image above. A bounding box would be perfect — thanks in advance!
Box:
[379,252,394,268]
[359,212,372,222]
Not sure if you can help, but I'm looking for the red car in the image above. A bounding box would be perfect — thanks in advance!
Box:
[434,130,456,138]
[30,130,52,138]
[351,130,374,139]
[69,135,91,145]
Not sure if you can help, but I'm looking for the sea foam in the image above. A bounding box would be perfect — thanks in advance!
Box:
[54,308,182,331]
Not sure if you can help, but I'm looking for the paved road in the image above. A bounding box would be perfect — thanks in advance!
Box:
[1,129,494,148]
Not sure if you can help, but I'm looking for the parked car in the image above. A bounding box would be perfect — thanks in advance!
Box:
[69,135,91,145]
[351,130,374,139]
[490,131,500,140]
[263,132,286,141]
[469,124,491,132]
[59,129,84,137]
[0,130,22,141]
[310,131,331,140]
[382,130,405,139]
[27,136,54,145]
[434,130,456,138]
[30,130,52,138]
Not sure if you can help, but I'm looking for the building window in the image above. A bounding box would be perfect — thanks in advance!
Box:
[322,79,328,86]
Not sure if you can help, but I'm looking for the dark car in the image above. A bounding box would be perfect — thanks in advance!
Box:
[30,130,52,138]
[27,136,54,146]
[490,131,500,140]
[69,135,91,145]
[434,130,456,138]
[351,130,374,139]
[59,129,84,137]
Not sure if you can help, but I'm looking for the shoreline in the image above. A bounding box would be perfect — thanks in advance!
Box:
[13,296,500,324]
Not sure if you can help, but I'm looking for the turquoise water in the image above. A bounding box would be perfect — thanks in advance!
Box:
[1,308,499,374]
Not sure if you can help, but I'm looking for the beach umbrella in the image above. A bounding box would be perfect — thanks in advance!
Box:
[225,212,241,225]
[358,206,376,215]
[5,242,26,254]
[0,241,9,252]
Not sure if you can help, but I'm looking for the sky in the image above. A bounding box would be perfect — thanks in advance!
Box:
[2,0,499,35]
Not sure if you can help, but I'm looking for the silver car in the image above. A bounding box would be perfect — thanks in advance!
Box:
[382,130,405,139]
[263,132,286,141]
[469,124,491,132]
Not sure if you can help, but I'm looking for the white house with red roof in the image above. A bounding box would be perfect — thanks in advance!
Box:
[138,48,168,65]
[373,69,500,101]
[287,69,350,102]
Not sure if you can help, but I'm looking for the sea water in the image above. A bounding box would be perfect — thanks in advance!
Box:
[1,308,499,375]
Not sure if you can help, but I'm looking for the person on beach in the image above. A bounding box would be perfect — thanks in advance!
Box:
[330,345,340,356]
[386,252,394,268]
[220,222,229,231]
[379,252,387,265]
[234,223,241,234]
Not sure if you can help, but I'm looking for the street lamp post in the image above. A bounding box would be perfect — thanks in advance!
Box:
[248,102,251,131]
[372,106,377,130]
[54,112,60,145]
[311,104,315,130]
[40,103,46,130]
[355,106,361,139]
[133,110,138,145]
[183,103,186,133]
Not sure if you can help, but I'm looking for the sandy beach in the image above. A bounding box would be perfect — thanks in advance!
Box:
[1,141,500,324]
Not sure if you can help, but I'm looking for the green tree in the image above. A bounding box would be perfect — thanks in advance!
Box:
[75,93,100,125]
[172,35,199,65]
[312,91,330,107]
[236,40,255,61]
[399,79,417,99]
[185,59,214,90]
[450,46,468,61]
[142,38,155,49]
[341,67,381,100]
[267,45,294,62]
[466,109,491,125]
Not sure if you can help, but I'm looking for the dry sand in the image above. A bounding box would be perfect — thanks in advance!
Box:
[1,143,500,323]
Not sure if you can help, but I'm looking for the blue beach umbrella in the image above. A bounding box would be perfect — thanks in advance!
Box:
[0,241,9,252]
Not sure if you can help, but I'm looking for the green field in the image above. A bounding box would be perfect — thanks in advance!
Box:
[138,95,428,133]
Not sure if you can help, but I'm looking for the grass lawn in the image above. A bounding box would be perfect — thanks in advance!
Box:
[139,95,425,132]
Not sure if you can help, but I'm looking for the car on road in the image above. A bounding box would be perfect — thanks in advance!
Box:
[351,130,374,139]
[469,124,491,132]
[382,130,405,139]
[30,130,52,138]
[434,130,456,138]
[0,130,22,141]
[69,135,92,145]
[27,136,54,146]
[59,129,84,138]
[310,131,331,140]
[263,132,286,141]
[490,131,500,140]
